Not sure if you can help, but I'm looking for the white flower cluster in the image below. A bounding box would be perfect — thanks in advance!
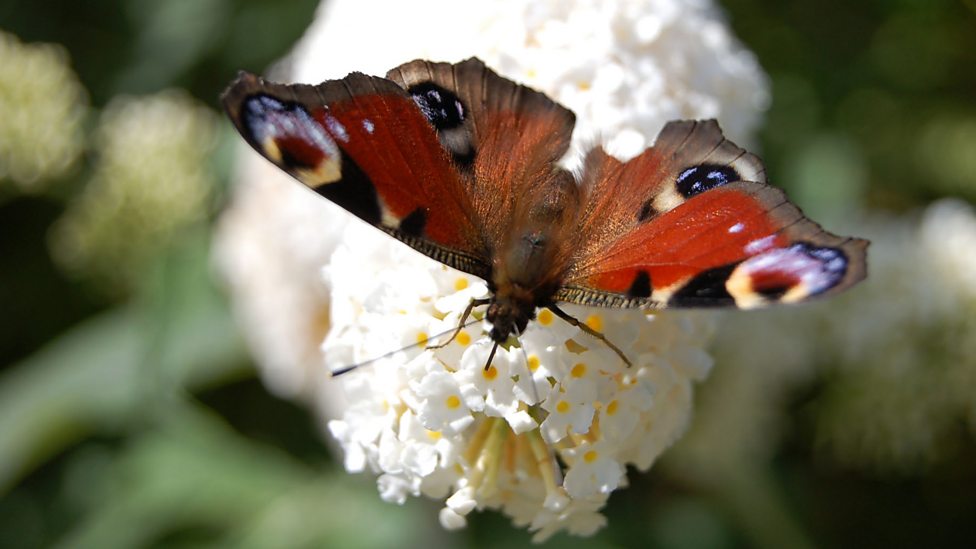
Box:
[0,30,86,190]
[322,222,715,540]
[217,0,769,539]
[290,0,768,156]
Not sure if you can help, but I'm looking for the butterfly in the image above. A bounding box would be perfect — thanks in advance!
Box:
[221,57,868,367]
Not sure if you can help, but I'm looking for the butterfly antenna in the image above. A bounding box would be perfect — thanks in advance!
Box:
[548,304,633,367]
[512,325,541,404]
[427,297,490,350]
[331,317,482,377]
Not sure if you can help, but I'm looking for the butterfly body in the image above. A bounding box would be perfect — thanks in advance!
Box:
[222,57,867,348]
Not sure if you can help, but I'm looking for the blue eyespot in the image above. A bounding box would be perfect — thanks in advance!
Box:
[675,164,739,197]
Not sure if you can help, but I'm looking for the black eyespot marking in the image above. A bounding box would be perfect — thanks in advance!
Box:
[399,207,428,237]
[675,164,739,198]
[637,200,656,223]
[408,82,466,130]
[669,264,737,307]
[407,83,474,168]
[627,271,652,298]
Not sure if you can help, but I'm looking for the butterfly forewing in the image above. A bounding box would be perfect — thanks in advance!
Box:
[221,70,491,278]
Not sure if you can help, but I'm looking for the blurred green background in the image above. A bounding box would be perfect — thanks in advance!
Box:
[1,0,975,547]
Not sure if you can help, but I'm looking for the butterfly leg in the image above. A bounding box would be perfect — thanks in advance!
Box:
[548,305,633,367]
[427,297,490,350]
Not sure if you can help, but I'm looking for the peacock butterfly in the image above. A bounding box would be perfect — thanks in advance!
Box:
[221,57,868,367]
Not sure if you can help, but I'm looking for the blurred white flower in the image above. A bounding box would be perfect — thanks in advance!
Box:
[217,0,768,539]
[291,0,768,159]
[215,153,340,398]
[50,90,215,292]
[0,31,87,191]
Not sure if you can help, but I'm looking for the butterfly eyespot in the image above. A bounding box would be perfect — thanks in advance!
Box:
[675,164,739,197]
[241,94,343,185]
[407,81,474,167]
[408,82,466,130]
[726,242,851,308]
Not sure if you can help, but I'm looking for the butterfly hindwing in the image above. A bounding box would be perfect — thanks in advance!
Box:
[221,70,491,278]
[386,58,577,253]
[557,120,868,309]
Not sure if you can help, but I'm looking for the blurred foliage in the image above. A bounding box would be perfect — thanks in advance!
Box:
[0,0,974,547]
[723,0,976,214]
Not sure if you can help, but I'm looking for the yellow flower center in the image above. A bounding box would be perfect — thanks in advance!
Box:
[585,314,603,332]
[571,363,587,378]
[583,450,599,463]
[537,308,554,326]
[456,331,471,346]
[556,400,571,414]
[416,332,429,345]
[446,395,461,409]
[454,277,469,291]
[426,430,442,440]
[483,365,498,380]
[606,400,619,415]
[527,354,541,372]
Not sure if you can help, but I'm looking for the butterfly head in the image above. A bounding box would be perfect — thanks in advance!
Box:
[486,284,537,343]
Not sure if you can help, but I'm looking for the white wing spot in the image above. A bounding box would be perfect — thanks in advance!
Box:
[728,222,745,234]
[325,115,349,142]
[745,235,776,254]
[362,119,375,134]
